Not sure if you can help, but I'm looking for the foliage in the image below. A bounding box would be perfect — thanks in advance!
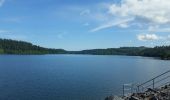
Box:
[0,39,66,54]
[69,46,170,60]
[0,38,170,60]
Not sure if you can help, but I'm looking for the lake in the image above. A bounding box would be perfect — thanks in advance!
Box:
[0,55,170,100]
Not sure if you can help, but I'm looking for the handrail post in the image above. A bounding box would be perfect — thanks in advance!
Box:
[137,70,170,91]
[142,86,144,92]
[123,85,124,97]
[153,79,155,89]
[122,70,170,96]
[131,85,132,94]
[137,86,139,93]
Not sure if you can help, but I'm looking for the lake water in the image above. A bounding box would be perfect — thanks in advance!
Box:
[0,55,170,100]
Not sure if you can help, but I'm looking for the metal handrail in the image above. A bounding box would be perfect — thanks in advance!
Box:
[123,70,170,96]
[139,75,170,90]
[138,70,170,87]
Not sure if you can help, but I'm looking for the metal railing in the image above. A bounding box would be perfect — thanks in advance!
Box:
[123,70,170,96]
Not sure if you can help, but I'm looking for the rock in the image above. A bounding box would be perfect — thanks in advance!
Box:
[147,88,157,93]
[164,85,168,89]
[160,92,167,97]
[129,96,139,100]
[105,96,114,100]
[105,84,170,100]
[149,96,158,100]
[105,96,124,100]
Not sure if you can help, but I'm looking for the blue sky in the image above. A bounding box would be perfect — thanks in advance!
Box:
[0,0,170,50]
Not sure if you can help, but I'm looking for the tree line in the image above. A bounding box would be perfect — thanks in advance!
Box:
[0,38,170,60]
[0,39,66,54]
[69,46,170,60]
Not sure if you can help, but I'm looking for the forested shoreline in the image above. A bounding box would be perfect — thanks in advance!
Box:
[71,46,170,60]
[0,39,66,54]
[0,39,170,60]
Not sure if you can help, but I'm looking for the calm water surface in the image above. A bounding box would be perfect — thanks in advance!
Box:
[0,55,170,100]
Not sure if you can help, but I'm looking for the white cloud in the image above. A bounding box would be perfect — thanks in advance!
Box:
[118,23,129,28]
[154,28,170,33]
[91,0,170,32]
[148,25,159,32]
[90,18,133,32]
[137,34,160,41]
[109,0,170,24]
[0,0,5,7]
[137,34,170,42]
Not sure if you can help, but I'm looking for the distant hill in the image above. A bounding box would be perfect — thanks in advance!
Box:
[69,46,170,60]
[0,38,170,60]
[0,39,66,54]
[70,47,147,55]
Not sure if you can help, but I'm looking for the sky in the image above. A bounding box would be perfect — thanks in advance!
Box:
[0,0,170,50]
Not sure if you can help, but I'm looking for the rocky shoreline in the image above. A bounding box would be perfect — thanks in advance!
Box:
[105,84,170,100]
